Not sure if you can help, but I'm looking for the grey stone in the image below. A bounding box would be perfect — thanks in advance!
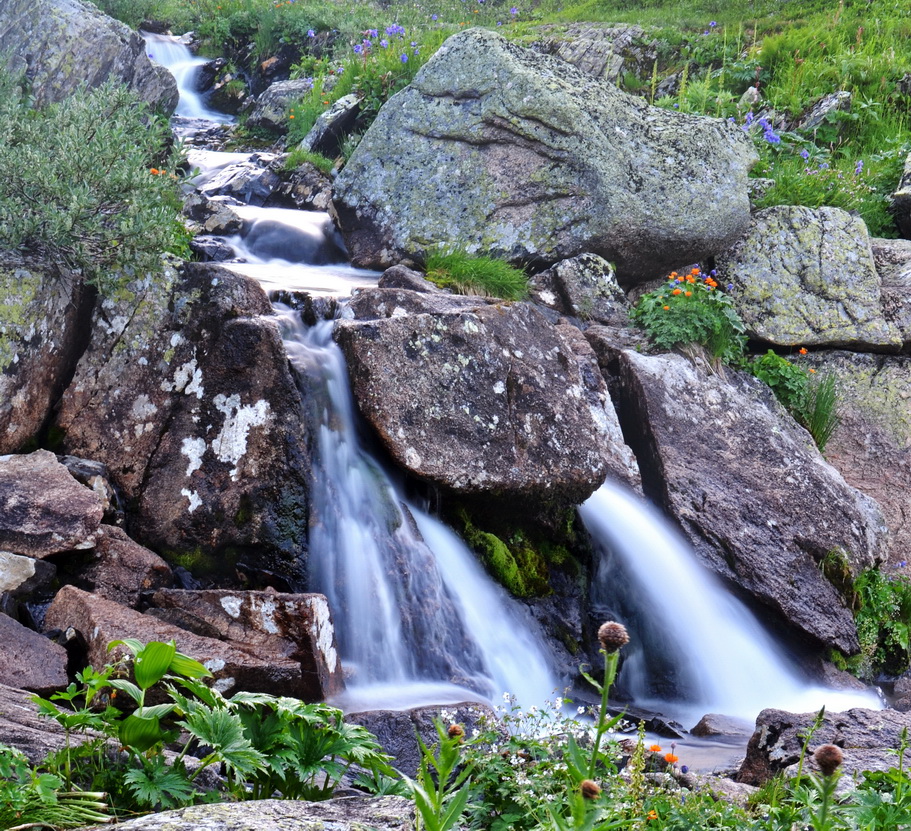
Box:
[0,682,84,763]
[691,713,754,738]
[333,29,756,284]
[0,0,177,111]
[195,154,283,207]
[78,796,414,830]
[0,613,68,694]
[608,350,888,652]
[299,93,361,158]
[718,206,902,349]
[871,237,911,344]
[798,90,852,131]
[738,707,911,786]
[892,152,911,238]
[0,450,104,559]
[248,79,320,132]
[335,298,628,506]
[529,253,630,325]
[532,23,657,84]
[53,264,311,584]
[267,161,335,212]
[0,551,55,597]
[377,265,443,293]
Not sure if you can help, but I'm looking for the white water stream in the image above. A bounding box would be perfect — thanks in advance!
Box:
[150,31,880,724]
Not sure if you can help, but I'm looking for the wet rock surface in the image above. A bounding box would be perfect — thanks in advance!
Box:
[718,206,901,349]
[0,0,177,110]
[334,28,756,284]
[607,349,887,652]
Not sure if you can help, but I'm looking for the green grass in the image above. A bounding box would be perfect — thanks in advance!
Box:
[282,146,335,174]
[424,250,529,301]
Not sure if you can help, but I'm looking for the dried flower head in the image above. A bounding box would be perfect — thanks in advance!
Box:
[814,744,844,776]
[598,621,630,653]
[447,723,465,741]
[580,779,602,799]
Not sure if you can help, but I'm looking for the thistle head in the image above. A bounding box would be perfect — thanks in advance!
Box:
[580,779,602,799]
[598,621,630,653]
[814,744,844,777]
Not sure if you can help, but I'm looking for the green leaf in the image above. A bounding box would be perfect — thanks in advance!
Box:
[124,758,196,810]
[180,706,266,781]
[134,640,177,690]
[119,713,163,752]
[109,678,143,705]
[169,650,213,680]
[108,637,144,656]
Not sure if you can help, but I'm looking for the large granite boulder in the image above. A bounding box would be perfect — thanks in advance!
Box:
[0,0,177,111]
[333,28,756,284]
[738,707,911,786]
[801,352,911,567]
[718,206,902,350]
[604,349,887,653]
[45,585,343,701]
[0,255,94,453]
[77,796,414,831]
[53,263,311,584]
[871,237,911,345]
[0,450,104,559]
[335,291,637,506]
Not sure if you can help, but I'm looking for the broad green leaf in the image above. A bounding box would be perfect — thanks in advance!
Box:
[169,650,213,680]
[134,641,176,690]
[119,713,163,752]
[137,703,177,720]
[440,783,471,831]
[109,678,143,705]
[108,637,144,656]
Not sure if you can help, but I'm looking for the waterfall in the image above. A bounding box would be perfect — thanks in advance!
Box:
[579,481,879,724]
[143,33,229,121]
[280,311,557,711]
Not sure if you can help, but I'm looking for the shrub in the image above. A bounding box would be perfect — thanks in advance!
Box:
[424,250,529,301]
[629,267,746,364]
[0,74,189,294]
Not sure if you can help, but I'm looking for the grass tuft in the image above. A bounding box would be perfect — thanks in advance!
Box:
[424,249,529,301]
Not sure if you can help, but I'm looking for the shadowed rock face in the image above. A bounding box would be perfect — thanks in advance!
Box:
[605,349,887,654]
[333,28,756,285]
[0,0,177,111]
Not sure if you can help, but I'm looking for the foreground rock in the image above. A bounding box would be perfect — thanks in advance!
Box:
[0,451,104,559]
[80,796,414,831]
[0,614,68,694]
[336,291,636,506]
[334,28,756,284]
[53,264,311,584]
[718,206,901,350]
[605,349,887,652]
[0,0,177,111]
[738,707,906,785]
[0,255,93,453]
[0,682,77,763]
[45,586,344,700]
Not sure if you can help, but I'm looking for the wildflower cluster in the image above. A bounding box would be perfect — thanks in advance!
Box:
[629,267,747,365]
[740,110,781,144]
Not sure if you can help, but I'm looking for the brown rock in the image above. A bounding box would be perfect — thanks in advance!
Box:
[690,713,753,738]
[75,525,173,608]
[0,450,104,559]
[0,682,81,763]
[0,613,68,694]
[45,586,341,701]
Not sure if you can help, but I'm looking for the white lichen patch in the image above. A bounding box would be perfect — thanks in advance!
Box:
[211,395,271,481]
[493,380,506,394]
[311,596,338,673]
[220,595,243,618]
[203,658,226,672]
[537,289,557,306]
[405,447,422,468]
[130,394,158,421]
[180,488,202,513]
[253,596,279,634]
[181,436,206,476]
[213,676,236,693]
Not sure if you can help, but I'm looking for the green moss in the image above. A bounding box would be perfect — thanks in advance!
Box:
[165,546,239,578]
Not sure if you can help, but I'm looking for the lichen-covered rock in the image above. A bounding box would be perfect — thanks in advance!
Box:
[0,450,104,559]
[247,79,319,132]
[609,350,888,652]
[529,253,630,325]
[0,613,68,694]
[718,206,902,349]
[801,351,911,568]
[335,293,633,505]
[78,796,414,830]
[333,28,756,284]
[45,586,341,700]
[0,254,93,453]
[192,153,283,207]
[738,707,911,786]
[892,150,911,238]
[0,0,177,111]
[298,93,361,158]
[871,237,911,344]
[148,589,344,698]
[798,90,851,131]
[53,264,311,584]
[532,23,658,84]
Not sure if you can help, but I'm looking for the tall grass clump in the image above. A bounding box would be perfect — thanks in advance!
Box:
[424,250,529,301]
[0,73,188,293]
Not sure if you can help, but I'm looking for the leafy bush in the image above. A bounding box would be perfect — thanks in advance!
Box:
[748,349,811,413]
[424,250,529,301]
[0,74,189,294]
[629,267,746,364]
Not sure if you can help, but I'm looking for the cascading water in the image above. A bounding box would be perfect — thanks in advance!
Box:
[579,481,880,725]
[279,311,557,710]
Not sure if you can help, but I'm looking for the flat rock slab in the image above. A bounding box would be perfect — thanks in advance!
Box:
[0,613,68,694]
[610,350,887,652]
[334,28,755,284]
[0,682,75,764]
[335,295,626,504]
[79,796,414,830]
[0,450,104,558]
[718,205,901,349]
[44,586,341,701]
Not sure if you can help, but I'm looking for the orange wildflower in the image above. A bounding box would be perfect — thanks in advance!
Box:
[649,744,662,752]
[809,368,816,373]
[799,347,808,355]
[664,753,679,764]
[662,305,670,311]
[690,267,699,274]
[647,810,659,820]
[685,275,696,283]
[150,168,159,175]
[685,291,692,297]
[672,288,682,295]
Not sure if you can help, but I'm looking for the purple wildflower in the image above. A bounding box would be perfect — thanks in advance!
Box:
[800,148,810,160]
[400,53,408,62]
[380,38,389,47]
[431,13,438,19]
[353,43,363,53]
[307,28,315,37]
[855,159,864,174]
[510,5,518,13]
